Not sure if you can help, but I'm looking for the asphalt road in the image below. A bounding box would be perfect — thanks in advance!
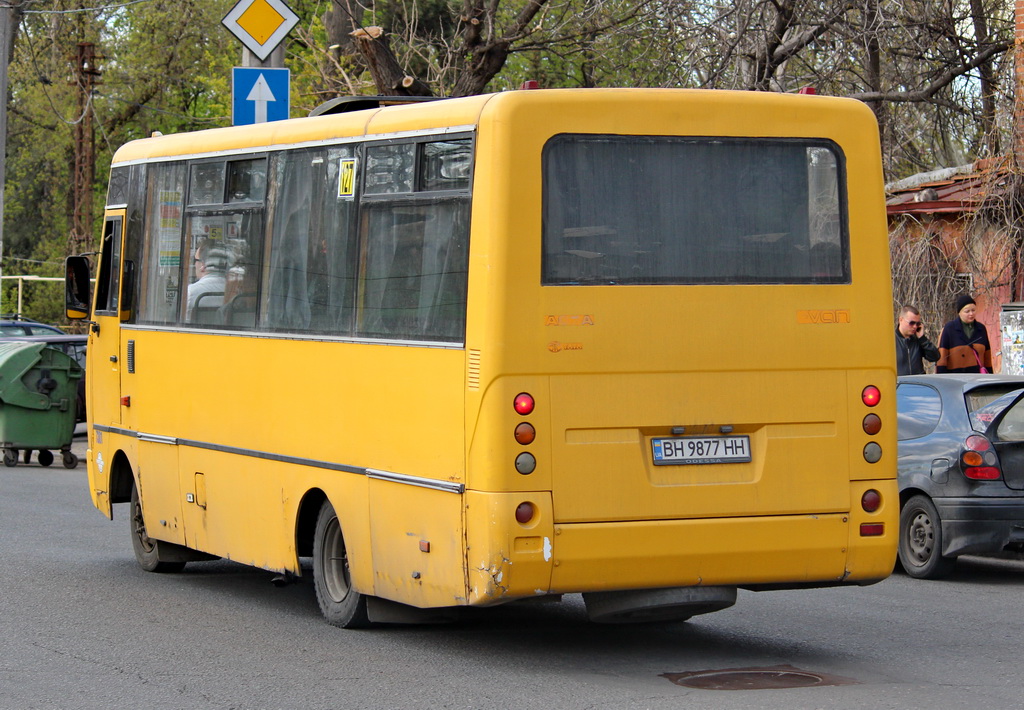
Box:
[3,437,1023,709]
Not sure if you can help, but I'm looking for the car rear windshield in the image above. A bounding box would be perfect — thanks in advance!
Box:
[968,386,1024,432]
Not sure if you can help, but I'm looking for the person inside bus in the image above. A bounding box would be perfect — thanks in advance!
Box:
[896,305,939,375]
[936,294,993,373]
[187,239,228,321]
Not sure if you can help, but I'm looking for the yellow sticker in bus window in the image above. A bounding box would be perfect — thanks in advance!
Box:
[338,158,357,197]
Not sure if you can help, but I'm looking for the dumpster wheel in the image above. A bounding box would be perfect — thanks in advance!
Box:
[62,451,78,469]
[3,448,16,467]
[37,450,53,467]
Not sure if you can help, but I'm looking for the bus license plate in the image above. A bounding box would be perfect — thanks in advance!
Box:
[651,435,751,466]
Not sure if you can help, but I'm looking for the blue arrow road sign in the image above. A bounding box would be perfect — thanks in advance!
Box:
[232,67,290,125]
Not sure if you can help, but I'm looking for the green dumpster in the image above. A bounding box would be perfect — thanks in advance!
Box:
[0,341,82,469]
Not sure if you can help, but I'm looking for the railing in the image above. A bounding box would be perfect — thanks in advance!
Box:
[0,275,65,315]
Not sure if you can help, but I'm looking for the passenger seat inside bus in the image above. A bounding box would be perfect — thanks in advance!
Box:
[192,292,224,325]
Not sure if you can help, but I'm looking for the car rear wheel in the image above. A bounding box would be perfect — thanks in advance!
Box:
[899,494,956,580]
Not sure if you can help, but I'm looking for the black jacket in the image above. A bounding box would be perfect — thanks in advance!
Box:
[896,328,940,375]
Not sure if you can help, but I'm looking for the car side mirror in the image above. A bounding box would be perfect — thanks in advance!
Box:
[65,255,92,320]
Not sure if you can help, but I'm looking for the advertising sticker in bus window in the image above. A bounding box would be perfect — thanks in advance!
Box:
[158,189,182,266]
[338,158,357,198]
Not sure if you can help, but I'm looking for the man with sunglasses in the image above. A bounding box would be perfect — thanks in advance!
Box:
[896,305,939,375]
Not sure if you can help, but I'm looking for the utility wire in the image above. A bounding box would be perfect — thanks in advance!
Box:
[4,0,156,14]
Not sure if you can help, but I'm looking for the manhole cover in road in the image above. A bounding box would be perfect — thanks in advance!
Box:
[661,664,858,690]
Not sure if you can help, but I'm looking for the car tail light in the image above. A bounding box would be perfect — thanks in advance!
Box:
[965,435,991,451]
[964,467,1001,480]
[962,435,1001,480]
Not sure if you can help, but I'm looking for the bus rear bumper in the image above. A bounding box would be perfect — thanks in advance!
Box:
[548,510,895,594]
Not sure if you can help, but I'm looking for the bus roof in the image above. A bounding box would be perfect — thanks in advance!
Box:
[110,88,873,165]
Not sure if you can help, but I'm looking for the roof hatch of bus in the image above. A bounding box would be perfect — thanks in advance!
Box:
[309,95,444,117]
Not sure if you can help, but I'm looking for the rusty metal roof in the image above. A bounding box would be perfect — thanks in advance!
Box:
[886,157,1011,216]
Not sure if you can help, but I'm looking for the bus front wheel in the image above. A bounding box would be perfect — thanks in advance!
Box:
[313,500,370,629]
[130,486,186,573]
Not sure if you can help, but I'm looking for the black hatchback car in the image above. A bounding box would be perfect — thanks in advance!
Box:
[896,374,1024,578]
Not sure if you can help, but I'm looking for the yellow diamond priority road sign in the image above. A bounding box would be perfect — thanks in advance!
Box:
[222,0,299,61]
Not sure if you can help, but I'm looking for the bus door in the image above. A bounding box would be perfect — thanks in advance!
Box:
[88,212,126,431]
[85,211,126,517]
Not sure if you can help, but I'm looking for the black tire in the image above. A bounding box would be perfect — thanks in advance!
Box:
[130,485,186,573]
[37,450,54,467]
[313,500,370,628]
[3,449,17,467]
[899,494,956,580]
[62,452,79,469]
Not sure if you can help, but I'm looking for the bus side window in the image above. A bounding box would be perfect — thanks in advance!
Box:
[262,147,356,335]
[138,163,186,325]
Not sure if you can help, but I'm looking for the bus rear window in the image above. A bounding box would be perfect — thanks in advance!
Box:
[542,135,848,285]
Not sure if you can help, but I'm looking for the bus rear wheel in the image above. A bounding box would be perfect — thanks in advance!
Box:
[313,500,370,628]
[130,485,186,573]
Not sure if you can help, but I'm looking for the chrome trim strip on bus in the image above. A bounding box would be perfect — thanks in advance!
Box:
[91,425,463,493]
[117,323,465,349]
[137,433,179,445]
[366,468,465,494]
[175,438,366,475]
[94,424,135,438]
[111,125,477,167]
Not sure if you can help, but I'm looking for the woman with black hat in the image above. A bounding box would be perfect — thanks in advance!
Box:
[936,294,993,373]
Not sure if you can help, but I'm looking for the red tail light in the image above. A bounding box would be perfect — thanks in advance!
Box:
[514,392,535,415]
[861,386,881,407]
[861,489,881,513]
[964,466,1001,480]
[515,501,536,524]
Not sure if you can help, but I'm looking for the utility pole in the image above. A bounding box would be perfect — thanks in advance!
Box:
[70,42,99,256]
[0,5,13,311]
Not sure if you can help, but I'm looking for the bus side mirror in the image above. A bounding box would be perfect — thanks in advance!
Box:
[65,255,92,320]
[119,260,135,320]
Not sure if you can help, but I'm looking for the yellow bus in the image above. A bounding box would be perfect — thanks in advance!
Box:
[66,88,897,627]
